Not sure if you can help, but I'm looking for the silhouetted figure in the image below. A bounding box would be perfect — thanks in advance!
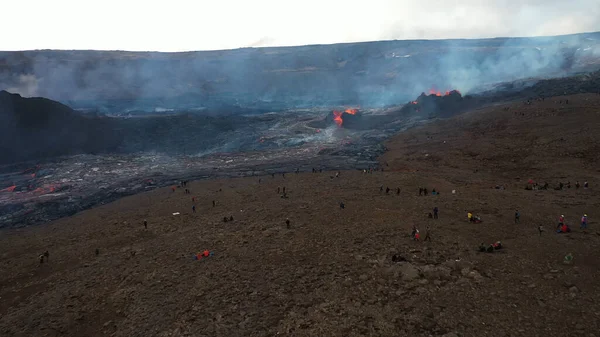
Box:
[339,202,345,209]
[258,178,261,183]
[282,173,285,178]
[272,173,275,178]
[95,248,100,256]
[424,226,431,241]
[277,187,280,194]
[576,181,580,189]
[286,218,290,229]
[212,200,216,207]
[433,207,439,219]
[44,251,49,261]
[192,205,196,213]
[144,220,147,229]
[515,210,520,224]
[380,186,384,193]
[283,187,286,194]
[39,254,44,264]
[229,216,234,221]
[424,188,428,196]
[386,187,390,194]
[584,181,589,189]
[223,217,228,223]
[396,188,400,195]
[419,188,423,196]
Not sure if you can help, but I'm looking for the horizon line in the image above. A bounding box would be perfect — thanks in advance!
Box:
[1,30,598,54]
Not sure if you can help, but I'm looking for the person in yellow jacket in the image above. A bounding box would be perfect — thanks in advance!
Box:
[468,212,473,222]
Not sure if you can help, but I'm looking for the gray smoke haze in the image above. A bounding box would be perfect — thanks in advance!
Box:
[1,33,599,111]
[5,74,40,97]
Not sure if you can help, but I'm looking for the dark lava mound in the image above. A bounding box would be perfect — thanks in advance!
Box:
[0,90,122,164]
[399,89,468,118]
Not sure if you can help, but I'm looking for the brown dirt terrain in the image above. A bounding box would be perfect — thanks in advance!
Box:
[1,94,600,337]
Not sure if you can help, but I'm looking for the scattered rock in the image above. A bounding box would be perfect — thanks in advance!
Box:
[442,332,459,337]
[398,263,420,281]
[570,286,580,293]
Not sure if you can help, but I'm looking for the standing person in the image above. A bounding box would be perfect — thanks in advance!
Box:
[192,205,196,213]
[584,181,589,189]
[576,181,580,189]
[424,226,431,241]
[515,210,520,224]
[286,218,290,229]
[396,188,400,195]
[433,207,439,219]
[558,214,565,229]
[538,225,544,236]
[423,188,428,196]
[212,200,216,207]
[419,188,423,196]
[144,220,148,229]
[581,214,588,230]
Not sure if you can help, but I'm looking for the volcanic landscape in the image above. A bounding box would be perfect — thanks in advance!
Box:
[1,33,600,337]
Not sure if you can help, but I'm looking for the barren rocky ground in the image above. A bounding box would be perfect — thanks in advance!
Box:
[1,94,600,337]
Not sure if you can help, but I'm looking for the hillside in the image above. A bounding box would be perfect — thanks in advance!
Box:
[1,32,600,112]
[1,93,599,336]
[0,90,122,163]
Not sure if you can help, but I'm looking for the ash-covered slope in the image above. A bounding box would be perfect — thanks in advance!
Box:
[0,90,122,163]
[2,32,600,112]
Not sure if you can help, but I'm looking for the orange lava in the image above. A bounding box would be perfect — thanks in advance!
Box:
[428,87,460,97]
[333,110,344,127]
[332,108,359,127]
[2,185,16,192]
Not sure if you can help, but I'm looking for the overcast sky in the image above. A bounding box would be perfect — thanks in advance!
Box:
[2,0,599,51]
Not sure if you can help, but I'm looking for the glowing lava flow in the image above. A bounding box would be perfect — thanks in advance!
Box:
[332,108,359,127]
[428,88,461,97]
[1,185,16,192]
[333,110,344,126]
